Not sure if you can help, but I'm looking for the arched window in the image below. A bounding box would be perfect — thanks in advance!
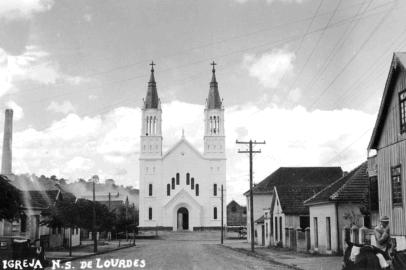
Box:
[186,173,190,185]
[153,116,156,135]
[145,118,149,136]
[148,184,153,196]
[217,116,220,133]
[172,178,175,189]
[213,184,217,196]
[148,207,153,220]
[191,178,195,190]
[196,184,199,196]
[167,184,170,196]
[213,116,216,134]
[176,173,180,185]
[213,207,217,219]
[209,116,212,133]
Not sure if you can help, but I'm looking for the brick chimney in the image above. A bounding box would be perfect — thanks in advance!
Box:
[1,109,13,175]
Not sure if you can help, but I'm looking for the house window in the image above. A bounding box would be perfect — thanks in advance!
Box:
[191,178,195,190]
[299,216,310,230]
[186,173,190,185]
[231,205,237,212]
[172,178,175,189]
[314,217,318,249]
[369,176,379,211]
[196,184,199,196]
[391,165,403,206]
[148,184,153,196]
[214,184,217,196]
[167,184,170,196]
[58,226,62,234]
[75,227,79,234]
[176,173,180,185]
[326,217,331,251]
[275,217,278,241]
[400,90,406,133]
[148,207,152,220]
[20,214,27,233]
[214,207,218,219]
[279,217,282,242]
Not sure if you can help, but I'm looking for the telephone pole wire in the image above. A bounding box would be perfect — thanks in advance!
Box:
[236,139,265,252]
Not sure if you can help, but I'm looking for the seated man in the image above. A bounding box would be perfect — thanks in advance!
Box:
[373,216,391,268]
[374,216,391,257]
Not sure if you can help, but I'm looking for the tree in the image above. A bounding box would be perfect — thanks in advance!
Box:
[0,175,21,220]
[41,197,78,256]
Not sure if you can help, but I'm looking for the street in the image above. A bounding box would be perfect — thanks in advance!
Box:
[51,232,292,270]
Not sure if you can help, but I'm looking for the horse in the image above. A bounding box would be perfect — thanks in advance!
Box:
[342,240,406,270]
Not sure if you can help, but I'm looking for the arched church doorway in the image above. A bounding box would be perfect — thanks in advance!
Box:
[177,207,189,230]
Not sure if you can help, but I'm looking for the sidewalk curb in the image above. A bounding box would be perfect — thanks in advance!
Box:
[49,244,137,264]
[220,245,302,270]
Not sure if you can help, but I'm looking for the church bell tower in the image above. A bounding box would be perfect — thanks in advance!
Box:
[204,62,225,158]
[140,62,162,158]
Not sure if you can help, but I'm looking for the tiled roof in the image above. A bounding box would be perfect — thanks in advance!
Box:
[276,185,327,215]
[244,167,343,196]
[20,190,60,209]
[304,162,369,205]
[255,215,265,224]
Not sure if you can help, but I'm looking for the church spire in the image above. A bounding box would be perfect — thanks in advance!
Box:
[207,61,222,109]
[145,61,159,109]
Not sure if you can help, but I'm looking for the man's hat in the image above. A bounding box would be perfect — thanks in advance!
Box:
[380,216,390,222]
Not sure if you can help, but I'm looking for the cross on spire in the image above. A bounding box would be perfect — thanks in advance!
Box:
[211,61,216,73]
[150,61,155,72]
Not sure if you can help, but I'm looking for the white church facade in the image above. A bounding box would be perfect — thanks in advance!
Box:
[138,63,227,231]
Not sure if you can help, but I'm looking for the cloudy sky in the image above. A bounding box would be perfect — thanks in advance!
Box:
[0,0,405,204]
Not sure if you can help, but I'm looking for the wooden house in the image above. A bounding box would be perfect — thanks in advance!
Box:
[226,200,247,226]
[368,52,406,250]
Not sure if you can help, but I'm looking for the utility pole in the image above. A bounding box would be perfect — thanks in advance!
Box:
[221,184,224,244]
[236,139,265,252]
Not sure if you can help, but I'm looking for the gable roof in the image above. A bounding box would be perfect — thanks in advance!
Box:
[304,162,369,206]
[255,215,265,224]
[163,138,205,160]
[244,166,343,196]
[369,52,406,149]
[20,190,61,209]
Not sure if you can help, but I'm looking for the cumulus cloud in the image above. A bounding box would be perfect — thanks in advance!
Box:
[288,87,302,103]
[64,156,95,174]
[8,100,375,204]
[235,0,304,4]
[5,100,24,121]
[243,49,295,88]
[47,101,76,114]
[0,0,54,20]
[0,46,89,98]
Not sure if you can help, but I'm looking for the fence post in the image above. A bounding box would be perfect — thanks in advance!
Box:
[305,227,310,251]
[351,224,359,244]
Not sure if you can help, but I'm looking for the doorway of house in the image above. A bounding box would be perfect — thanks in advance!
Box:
[177,207,189,230]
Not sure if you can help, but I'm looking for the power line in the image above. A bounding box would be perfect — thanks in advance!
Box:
[285,0,343,93]
[308,1,395,109]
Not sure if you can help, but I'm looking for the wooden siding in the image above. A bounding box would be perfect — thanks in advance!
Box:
[376,143,406,235]
[378,69,406,149]
[375,68,406,236]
